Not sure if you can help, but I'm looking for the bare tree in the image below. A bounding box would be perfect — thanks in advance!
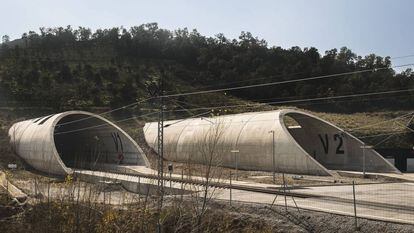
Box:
[188,117,227,232]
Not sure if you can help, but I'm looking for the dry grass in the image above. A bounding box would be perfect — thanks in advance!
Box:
[0,195,276,233]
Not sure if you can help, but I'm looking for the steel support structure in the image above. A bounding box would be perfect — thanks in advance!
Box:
[156,77,165,233]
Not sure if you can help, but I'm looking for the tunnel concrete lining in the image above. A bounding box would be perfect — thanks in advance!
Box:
[144,109,399,176]
[9,111,150,175]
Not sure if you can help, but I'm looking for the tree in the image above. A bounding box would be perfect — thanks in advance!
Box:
[184,117,227,232]
[0,24,413,113]
[2,35,10,44]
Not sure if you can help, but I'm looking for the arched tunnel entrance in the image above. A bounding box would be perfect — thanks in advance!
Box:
[53,114,148,171]
[143,109,399,175]
[9,111,150,175]
[282,112,397,173]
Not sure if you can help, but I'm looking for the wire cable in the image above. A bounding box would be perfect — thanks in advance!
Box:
[349,112,414,131]
[159,88,414,113]
[169,53,414,93]
[54,98,204,135]
[369,118,413,146]
[54,111,158,135]
[161,63,414,98]
[358,131,408,139]
[169,71,308,94]
[172,84,414,111]
[164,111,212,128]
[55,97,154,127]
[392,54,414,60]
[53,93,414,141]
[6,53,414,94]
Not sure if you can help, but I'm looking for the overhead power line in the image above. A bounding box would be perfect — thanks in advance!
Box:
[168,71,309,94]
[358,131,409,139]
[54,83,414,135]
[279,92,412,108]
[349,112,414,131]
[168,54,414,93]
[161,63,414,98]
[370,115,414,146]
[53,90,414,136]
[38,56,414,133]
[392,54,414,60]
[164,111,212,128]
[54,111,158,135]
[161,91,413,116]
[160,88,414,113]
[55,97,154,127]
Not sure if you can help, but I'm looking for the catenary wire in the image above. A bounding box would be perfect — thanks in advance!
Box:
[55,97,154,127]
[169,53,414,93]
[348,112,414,131]
[53,91,414,138]
[161,63,414,98]
[25,57,414,133]
[54,111,158,135]
[158,88,414,113]
[171,84,414,112]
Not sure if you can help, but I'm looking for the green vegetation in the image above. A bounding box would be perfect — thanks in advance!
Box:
[1,24,414,233]
[0,195,276,233]
[0,23,413,113]
[0,23,413,148]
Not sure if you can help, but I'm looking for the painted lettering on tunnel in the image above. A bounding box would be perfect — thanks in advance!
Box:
[318,133,345,155]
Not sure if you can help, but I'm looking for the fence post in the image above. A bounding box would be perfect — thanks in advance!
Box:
[137,176,141,206]
[34,177,37,196]
[181,170,184,202]
[169,172,172,190]
[282,173,287,211]
[229,171,232,206]
[138,176,141,192]
[352,181,359,230]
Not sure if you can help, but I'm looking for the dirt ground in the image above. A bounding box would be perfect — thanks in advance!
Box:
[133,124,401,188]
[1,169,414,233]
[0,112,413,232]
[159,160,400,187]
[1,182,414,232]
[208,200,414,233]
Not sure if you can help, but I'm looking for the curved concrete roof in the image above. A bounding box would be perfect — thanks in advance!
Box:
[144,109,399,176]
[9,111,150,175]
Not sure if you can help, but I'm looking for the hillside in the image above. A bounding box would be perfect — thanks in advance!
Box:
[0,23,413,151]
[1,23,414,113]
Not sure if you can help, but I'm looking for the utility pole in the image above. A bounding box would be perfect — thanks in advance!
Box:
[156,74,165,233]
[231,150,240,181]
[352,181,359,230]
[268,130,276,183]
[362,143,365,177]
[360,143,372,178]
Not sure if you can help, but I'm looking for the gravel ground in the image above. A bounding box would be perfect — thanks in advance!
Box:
[207,199,414,233]
[2,169,414,232]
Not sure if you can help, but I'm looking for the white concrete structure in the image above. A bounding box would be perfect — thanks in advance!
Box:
[144,109,399,176]
[9,111,150,175]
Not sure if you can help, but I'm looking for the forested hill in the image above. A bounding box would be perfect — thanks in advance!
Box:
[0,23,413,113]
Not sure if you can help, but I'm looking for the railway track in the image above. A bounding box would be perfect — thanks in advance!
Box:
[74,168,414,213]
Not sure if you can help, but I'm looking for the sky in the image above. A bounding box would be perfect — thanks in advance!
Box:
[1,0,414,68]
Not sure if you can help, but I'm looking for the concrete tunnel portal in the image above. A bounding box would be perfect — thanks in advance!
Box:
[54,114,145,170]
[9,111,150,175]
[9,109,400,176]
[283,112,378,172]
[144,109,400,176]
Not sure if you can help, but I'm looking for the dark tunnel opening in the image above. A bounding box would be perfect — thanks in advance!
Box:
[283,113,357,171]
[283,113,398,173]
[53,114,142,170]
